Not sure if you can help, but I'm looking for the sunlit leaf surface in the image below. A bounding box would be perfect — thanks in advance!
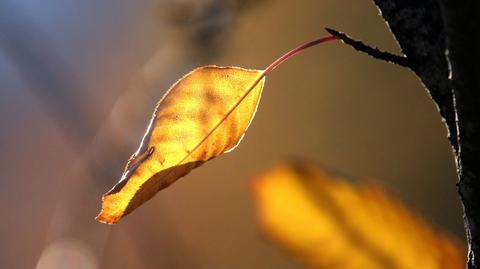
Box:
[252,162,465,269]
[97,66,265,224]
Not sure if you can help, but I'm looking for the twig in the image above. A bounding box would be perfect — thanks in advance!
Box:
[325,27,413,69]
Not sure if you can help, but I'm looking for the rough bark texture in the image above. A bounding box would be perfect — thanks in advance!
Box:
[373,0,458,153]
[440,1,480,268]
[368,0,480,268]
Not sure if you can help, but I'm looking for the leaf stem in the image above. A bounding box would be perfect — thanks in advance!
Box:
[263,35,339,76]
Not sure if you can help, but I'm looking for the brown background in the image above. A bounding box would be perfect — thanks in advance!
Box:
[0,0,464,268]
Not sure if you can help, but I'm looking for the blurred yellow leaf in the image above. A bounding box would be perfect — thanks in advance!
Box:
[97,66,264,224]
[252,162,465,269]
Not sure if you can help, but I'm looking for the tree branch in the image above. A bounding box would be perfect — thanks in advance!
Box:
[372,0,458,155]
[325,27,413,68]
[439,1,480,268]
[367,0,480,268]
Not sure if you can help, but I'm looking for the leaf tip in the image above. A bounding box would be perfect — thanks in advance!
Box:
[95,211,117,225]
[96,194,123,225]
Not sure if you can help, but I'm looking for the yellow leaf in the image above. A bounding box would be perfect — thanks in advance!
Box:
[97,66,265,224]
[96,34,339,224]
[252,162,465,269]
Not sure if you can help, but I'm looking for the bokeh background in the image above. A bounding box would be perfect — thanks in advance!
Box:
[0,0,464,268]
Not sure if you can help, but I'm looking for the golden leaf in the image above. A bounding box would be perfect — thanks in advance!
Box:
[97,66,265,224]
[252,162,465,269]
[97,35,339,224]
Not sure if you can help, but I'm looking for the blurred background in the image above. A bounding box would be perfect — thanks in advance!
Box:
[0,0,464,268]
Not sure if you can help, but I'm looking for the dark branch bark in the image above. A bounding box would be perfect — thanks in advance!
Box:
[357,0,480,268]
[374,0,459,155]
[334,0,480,268]
[440,1,480,268]
[325,28,412,68]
